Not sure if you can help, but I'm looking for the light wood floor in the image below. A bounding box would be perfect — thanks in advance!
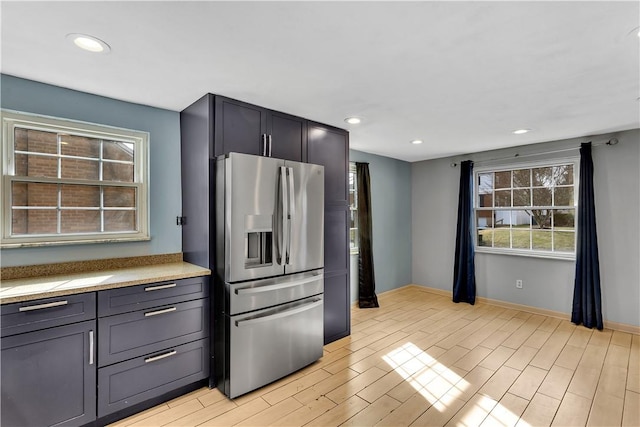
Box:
[111,286,640,427]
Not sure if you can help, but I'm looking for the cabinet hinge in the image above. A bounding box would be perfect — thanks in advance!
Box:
[176,216,187,226]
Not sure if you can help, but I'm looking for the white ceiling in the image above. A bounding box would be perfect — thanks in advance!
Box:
[1,1,638,162]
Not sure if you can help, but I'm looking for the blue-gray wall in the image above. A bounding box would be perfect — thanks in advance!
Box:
[412,129,640,327]
[1,75,182,266]
[349,149,412,301]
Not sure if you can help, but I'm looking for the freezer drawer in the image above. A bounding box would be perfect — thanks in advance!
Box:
[224,295,323,398]
[226,270,323,315]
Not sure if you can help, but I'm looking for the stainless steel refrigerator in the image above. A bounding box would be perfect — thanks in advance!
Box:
[214,152,324,398]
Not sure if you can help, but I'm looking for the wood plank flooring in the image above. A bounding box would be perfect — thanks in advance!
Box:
[110,286,639,427]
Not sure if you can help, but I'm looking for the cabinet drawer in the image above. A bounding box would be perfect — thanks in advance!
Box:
[1,293,96,337]
[98,276,209,316]
[98,338,209,417]
[98,298,209,366]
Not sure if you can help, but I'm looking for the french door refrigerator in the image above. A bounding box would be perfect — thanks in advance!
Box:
[214,152,324,398]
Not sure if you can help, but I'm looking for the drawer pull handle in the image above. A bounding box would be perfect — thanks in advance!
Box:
[144,283,177,292]
[18,300,68,312]
[144,307,177,317]
[145,350,177,363]
[89,330,94,365]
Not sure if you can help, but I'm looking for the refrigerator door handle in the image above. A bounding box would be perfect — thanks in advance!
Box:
[277,166,288,265]
[235,274,323,295]
[234,299,323,327]
[286,167,295,264]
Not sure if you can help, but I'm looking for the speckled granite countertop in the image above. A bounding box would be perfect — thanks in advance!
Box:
[0,261,211,305]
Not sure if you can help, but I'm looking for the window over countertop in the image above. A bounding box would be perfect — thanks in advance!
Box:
[1,110,149,248]
[474,158,579,260]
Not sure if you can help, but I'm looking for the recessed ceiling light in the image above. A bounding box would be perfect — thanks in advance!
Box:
[66,33,110,53]
[512,129,531,135]
[410,139,423,145]
[344,117,361,125]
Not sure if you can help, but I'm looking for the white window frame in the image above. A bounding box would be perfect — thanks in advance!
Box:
[1,110,149,248]
[349,162,358,253]
[473,156,579,260]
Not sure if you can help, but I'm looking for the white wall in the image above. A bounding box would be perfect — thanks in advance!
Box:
[412,129,640,327]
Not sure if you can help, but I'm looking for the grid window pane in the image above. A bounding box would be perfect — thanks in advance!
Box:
[104,211,136,232]
[512,230,531,249]
[554,165,574,185]
[554,209,575,228]
[533,167,554,187]
[60,210,100,233]
[15,153,58,178]
[15,128,57,154]
[103,141,134,162]
[533,187,552,206]
[495,171,511,189]
[532,230,552,251]
[512,189,530,207]
[554,187,573,206]
[61,158,100,180]
[478,229,493,247]
[12,209,58,235]
[478,173,493,194]
[12,182,57,207]
[103,162,134,182]
[554,231,575,252]
[104,187,136,208]
[61,185,100,207]
[495,190,511,207]
[531,209,552,229]
[513,169,530,187]
[493,229,510,248]
[60,135,100,158]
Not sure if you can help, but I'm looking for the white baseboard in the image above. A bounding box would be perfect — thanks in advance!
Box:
[372,284,640,335]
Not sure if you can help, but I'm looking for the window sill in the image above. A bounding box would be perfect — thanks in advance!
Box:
[475,247,575,261]
[1,235,151,249]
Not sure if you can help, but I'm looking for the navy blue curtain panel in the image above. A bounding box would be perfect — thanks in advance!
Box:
[356,162,379,308]
[571,142,603,330]
[453,160,476,305]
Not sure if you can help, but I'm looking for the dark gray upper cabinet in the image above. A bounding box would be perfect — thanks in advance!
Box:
[214,96,268,157]
[269,111,307,162]
[307,121,349,205]
[180,94,307,162]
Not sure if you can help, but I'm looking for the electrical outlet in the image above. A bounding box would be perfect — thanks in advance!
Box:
[516,279,523,289]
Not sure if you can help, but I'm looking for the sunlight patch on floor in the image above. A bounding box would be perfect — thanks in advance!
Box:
[383,342,469,408]
[384,342,527,426]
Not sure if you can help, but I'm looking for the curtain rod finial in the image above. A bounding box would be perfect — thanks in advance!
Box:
[450,162,458,167]
[606,138,619,146]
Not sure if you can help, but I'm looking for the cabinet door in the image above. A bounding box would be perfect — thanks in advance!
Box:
[215,96,267,156]
[269,112,306,161]
[1,320,96,427]
[323,208,351,343]
[324,272,350,343]
[307,122,349,204]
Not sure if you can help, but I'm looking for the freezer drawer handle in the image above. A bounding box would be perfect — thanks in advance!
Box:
[235,299,323,328]
[144,283,177,292]
[144,306,177,317]
[18,300,68,312]
[235,274,323,295]
[145,350,177,363]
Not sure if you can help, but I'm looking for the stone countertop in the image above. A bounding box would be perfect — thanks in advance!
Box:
[0,262,211,304]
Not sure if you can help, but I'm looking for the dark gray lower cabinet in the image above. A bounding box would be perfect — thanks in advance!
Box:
[1,320,96,427]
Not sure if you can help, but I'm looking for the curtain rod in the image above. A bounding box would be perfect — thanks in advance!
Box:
[450,138,619,167]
